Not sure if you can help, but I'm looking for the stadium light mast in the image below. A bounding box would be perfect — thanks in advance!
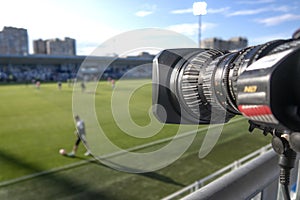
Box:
[193,1,207,47]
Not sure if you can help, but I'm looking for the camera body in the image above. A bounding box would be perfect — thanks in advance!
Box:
[152,39,300,132]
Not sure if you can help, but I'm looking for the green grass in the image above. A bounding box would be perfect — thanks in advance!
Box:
[0,80,272,199]
[0,83,77,180]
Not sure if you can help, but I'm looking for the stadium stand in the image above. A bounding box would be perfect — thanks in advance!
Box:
[0,54,154,83]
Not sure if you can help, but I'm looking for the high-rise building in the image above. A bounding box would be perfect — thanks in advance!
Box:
[33,39,47,54]
[33,37,76,56]
[0,26,29,55]
[201,37,248,51]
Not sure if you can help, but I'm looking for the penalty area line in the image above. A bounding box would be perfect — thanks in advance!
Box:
[0,159,94,187]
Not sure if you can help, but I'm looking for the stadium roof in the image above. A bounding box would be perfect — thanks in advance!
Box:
[0,54,154,65]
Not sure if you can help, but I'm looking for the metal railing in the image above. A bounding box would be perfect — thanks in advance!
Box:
[162,144,300,200]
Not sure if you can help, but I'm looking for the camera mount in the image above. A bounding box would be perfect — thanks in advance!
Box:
[248,120,297,200]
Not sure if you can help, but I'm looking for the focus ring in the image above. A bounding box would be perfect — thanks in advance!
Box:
[202,57,224,111]
[229,47,254,101]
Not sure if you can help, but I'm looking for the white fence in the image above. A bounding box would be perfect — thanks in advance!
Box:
[162,144,273,200]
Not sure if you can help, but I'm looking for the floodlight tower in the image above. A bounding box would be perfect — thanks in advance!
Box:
[193,1,207,47]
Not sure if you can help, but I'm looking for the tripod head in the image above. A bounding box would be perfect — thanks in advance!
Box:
[248,120,298,200]
[248,120,300,153]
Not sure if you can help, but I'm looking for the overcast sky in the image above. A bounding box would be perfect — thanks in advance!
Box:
[1,0,299,55]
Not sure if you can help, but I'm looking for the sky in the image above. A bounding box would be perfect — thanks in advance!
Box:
[1,0,299,55]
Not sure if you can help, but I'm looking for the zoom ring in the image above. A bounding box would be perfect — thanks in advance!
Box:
[181,62,202,115]
[181,49,224,116]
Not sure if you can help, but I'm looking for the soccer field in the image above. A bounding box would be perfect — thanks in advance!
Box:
[0,80,271,199]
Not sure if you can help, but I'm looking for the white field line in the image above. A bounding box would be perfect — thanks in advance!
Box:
[0,117,245,187]
[0,160,90,187]
[100,117,245,159]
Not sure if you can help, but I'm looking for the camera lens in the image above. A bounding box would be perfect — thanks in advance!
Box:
[167,40,289,124]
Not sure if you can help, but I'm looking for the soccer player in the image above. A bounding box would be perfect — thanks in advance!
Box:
[35,81,41,89]
[80,82,86,92]
[68,115,91,157]
[58,81,62,90]
[111,79,115,89]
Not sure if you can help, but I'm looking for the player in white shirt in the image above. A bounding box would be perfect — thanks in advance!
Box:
[68,115,91,157]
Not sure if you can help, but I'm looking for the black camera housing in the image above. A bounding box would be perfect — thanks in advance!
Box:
[152,39,300,132]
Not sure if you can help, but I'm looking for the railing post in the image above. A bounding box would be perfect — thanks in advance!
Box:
[194,181,199,191]
[260,146,266,154]
[200,181,204,188]
[232,160,240,170]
